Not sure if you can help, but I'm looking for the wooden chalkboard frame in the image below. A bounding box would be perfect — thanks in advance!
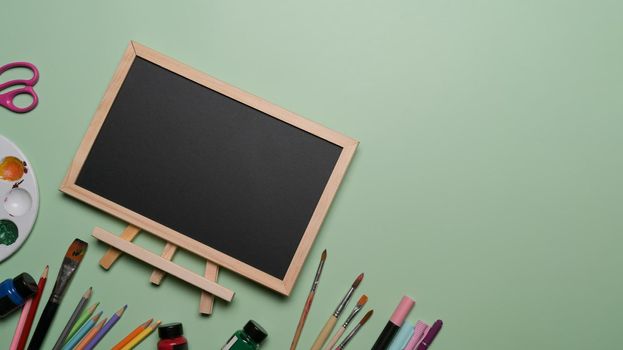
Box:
[61,41,358,296]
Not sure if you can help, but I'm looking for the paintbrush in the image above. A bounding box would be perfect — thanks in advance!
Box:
[335,309,373,349]
[310,273,364,350]
[290,249,327,350]
[322,295,368,350]
[27,239,88,350]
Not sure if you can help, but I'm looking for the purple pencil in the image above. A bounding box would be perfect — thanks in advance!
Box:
[83,305,127,350]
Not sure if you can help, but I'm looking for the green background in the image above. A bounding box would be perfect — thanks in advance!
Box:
[2,0,622,348]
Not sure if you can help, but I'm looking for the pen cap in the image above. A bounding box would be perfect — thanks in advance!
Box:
[390,296,415,326]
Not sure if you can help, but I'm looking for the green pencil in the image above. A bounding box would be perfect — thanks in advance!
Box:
[65,302,99,343]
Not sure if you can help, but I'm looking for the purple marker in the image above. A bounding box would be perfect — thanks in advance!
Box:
[371,296,415,350]
[83,305,127,350]
[415,320,442,350]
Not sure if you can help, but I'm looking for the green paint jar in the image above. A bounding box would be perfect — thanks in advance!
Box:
[221,320,268,350]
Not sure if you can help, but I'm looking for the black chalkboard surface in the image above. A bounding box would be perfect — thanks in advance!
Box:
[62,42,357,295]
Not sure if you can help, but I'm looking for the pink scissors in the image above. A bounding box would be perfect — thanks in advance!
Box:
[0,62,39,113]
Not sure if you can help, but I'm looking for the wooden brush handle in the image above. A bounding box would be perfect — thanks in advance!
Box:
[27,302,59,350]
[290,292,315,350]
[323,327,345,350]
[310,316,337,350]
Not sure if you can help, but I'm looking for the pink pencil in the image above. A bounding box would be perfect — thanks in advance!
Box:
[9,299,33,350]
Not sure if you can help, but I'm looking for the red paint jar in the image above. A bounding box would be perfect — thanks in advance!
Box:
[158,322,188,350]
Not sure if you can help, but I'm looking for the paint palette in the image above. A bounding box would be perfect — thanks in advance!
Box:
[0,135,39,262]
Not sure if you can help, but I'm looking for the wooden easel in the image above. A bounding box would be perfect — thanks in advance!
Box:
[97,224,226,314]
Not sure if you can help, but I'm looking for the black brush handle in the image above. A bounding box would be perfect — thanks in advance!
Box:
[27,301,59,350]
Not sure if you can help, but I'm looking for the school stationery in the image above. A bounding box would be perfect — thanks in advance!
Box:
[61,41,357,314]
[10,297,33,349]
[310,273,364,350]
[0,135,40,262]
[15,266,47,350]
[0,62,39,113]
[74,318,106,350]
[290,249,327,350]
[112,319,152,350]
[83,305,127,350]
[157,323,188,350]
[387,321,415,350]
[66,303,99,344]
[62,312,102,350]
[51,287,92,350]
[414,320,442,350]
[335,309,373,350]
[0,272,37,318]
[371,295,415,350]
[323,295,368,350]
[221,320,267,350]
[404,321,429,350]
[28,239,88,350]
[121,320,160,350]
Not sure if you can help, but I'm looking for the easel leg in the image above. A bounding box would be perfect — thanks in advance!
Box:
[199,262,219,315]
[150,243,178,285]
[99,225,140,269]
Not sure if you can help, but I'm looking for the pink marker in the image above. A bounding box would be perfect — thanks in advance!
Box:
[404,320,429,350]
[371,295,415,350]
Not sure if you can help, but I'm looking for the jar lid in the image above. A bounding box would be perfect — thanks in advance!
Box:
[13,273,37,299]
[244,320,267,344]
[158,322,184,339]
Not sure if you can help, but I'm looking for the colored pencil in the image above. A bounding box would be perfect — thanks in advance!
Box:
[9,299,33,350]
[83,305,127,350]
[323,295,368,350]
[290,249,327,350]
[51,287,92,350]
[120,320,161,350]
[310,273,364,350]
[62,312,102,350]
[74,318,106,350]
[335,309,374,349]
[65,303,99,344]
[16,265,48,350]
[28,239,88,350]
[111,319,153,350]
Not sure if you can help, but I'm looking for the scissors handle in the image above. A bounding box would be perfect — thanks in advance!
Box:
[0,87,39,113]
[0,61,40,113]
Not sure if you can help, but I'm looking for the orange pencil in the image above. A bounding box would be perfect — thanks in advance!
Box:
[74,318,106,350]
[111,319,153,350]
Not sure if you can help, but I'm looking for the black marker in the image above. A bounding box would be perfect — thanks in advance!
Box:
[371,296,414,350]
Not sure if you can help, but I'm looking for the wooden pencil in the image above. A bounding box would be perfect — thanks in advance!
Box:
[16,265,48,350]
[290,249,327,350]
[111,319,153,350]
[120,320,161,350]
[83,305,127,350]
[51,287,92,350]
[74,318,106,350]
[9,298,33,350]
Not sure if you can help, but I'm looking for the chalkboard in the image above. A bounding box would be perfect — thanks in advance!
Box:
[62,42,357,294]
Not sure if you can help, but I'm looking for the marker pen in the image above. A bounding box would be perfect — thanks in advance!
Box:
[371,296,415,350]
[415,320,442,350]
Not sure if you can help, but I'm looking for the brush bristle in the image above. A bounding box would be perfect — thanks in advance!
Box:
[352,273,364,288]
[66,239,88,262]
[321,249,327,260]
[360,310,373,324]
[357,295,368,306]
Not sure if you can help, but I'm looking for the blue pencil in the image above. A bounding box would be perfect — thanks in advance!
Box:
[62,311,102,350]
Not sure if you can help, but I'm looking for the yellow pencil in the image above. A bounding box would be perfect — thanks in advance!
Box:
[121,320,161,350]
[112,319,153,350]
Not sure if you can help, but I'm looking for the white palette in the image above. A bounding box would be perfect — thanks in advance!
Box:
[0,135,39,262]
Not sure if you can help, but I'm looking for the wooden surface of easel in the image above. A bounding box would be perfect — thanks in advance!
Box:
[98,224,226,314]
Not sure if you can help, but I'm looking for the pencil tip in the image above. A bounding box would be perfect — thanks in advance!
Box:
[42,265,49,277]
[84,287,93,297]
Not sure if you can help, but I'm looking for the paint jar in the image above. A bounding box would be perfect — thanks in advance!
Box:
[221,320,268,350]
[158,322,188,350]
[0,272,38,318]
